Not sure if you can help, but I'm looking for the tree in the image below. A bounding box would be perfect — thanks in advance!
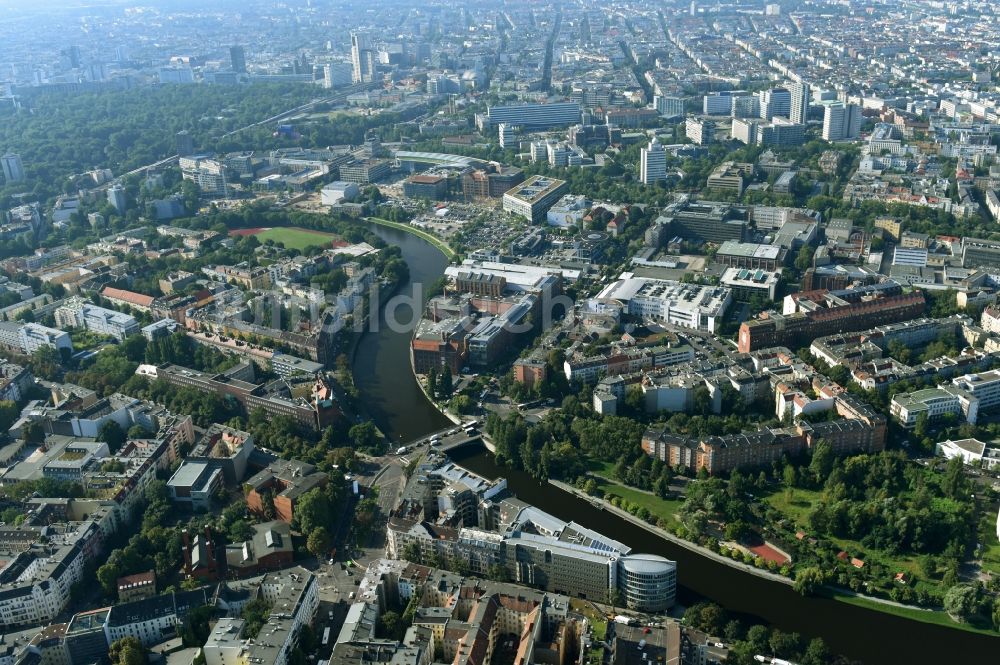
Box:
[97,561,122,595]
[793,566,824,596]
[241,598,273,638]
[349,421,379,452]
[307,527,333,558]
[227,519,255,543]
[99,420,127,453]
[943,584,977,622]
[0,400,18,434]
[295,487,332,534]
[440,366,454,396]
[109,637,146,665]
[801,638,830,665]
[427,367,438,397]
[378,610,405,641]
[808,439,834,485]
[795,244,816,271]
[21,420,44,443]
[29,345,62,380]
[401,541,421,562]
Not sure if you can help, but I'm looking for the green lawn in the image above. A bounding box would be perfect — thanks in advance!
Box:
[981,540,1000,577]
[765,487,823,526]
[829,590,998,635]
[251,226,340,251]
[596,478,684,524]
[586,459,618,478]
[570,598,608,641]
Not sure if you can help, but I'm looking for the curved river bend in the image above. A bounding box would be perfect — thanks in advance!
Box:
[351,225,998,664]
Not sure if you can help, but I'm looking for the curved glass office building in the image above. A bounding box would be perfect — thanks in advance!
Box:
[619,553,677,612]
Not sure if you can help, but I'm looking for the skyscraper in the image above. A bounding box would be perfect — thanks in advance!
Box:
[323,62,353,89]
[822,102,862,141]
[1,153,25,183]
[351,33,374,84]
[640,137,667,185]
[175,131,195,157]
[789,80,810,125]
[230,46,247,73]
[107,184,127,214]
[759,87,791,121]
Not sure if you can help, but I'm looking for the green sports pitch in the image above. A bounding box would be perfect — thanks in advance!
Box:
[231,226,341,251]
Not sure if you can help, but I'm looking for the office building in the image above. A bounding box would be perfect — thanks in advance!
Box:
[351,32,375,83]
[55,299,139,341]
[166,461,223,511]
[403,173,448,199]
[822,102,862,141]
[502,176,568,223]
[659,200,748,243]
[640,137,667,184]
[337,159,390,184]
[721,267,781,301]
[1,153,25,183]
[685,117,715,145]
[716,241,785,270]
[482,102,581,130]
[758,118,806,146]
[596,277,731,333]
[789,81,810,125]
[732,94,761,118]
[107,184,127,214]
[323,62,352,89]
[654,95,684,119]
[707,161,754,195]
[759,87,791,120]
[387,455,677,612]
[952,370,1000,413]
[175,131,195,157]
[462,165,525,199]
[229,46,246,73]
[0,321,73,356]
[703,91,747,115]
[891,386,978,427]
[498,123,519,148]
[732,118,758,145]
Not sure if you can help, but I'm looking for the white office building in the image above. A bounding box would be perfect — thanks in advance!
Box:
[596,275,732,333]
[822,102,862,141]
[55,299,139,341]
[953,370,1000,412]
[640,137,667,184]
[107,184,127,213]
[789,81,810,125]
[685,118,715,145]
[498,123,520,149]
[654,95,684,119]
[759,88,791,120]
[20,323,73,355]
[323,62,352,88]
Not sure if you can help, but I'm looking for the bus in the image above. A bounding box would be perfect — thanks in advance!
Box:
[322,627,331,647]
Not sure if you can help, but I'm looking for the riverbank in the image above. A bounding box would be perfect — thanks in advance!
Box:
[367,217,456,260]
[549,477,993,636]
[550,478,793,586]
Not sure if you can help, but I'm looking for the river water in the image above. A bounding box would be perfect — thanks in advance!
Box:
[352,225,998,664]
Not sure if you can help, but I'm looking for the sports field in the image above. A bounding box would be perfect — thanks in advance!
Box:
[229,226,341,250]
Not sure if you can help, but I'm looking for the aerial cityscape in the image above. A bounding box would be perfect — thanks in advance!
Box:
[0,0,998,664]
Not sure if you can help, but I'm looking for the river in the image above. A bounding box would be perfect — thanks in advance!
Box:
[352,225,998,664]
[352,224,451,442]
